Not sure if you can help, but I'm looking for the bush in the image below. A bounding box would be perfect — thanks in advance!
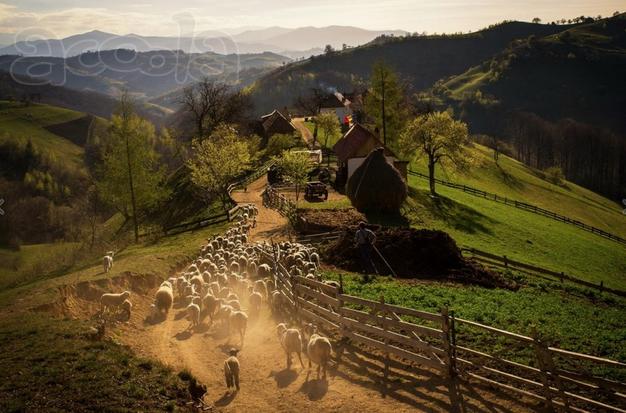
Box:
[544,166,565,186]
[266,133,296,156]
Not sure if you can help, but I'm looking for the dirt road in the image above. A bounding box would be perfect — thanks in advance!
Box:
[108,173,533,412]
[292,117,318,149]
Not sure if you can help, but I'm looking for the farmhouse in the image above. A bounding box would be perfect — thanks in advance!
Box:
[333,123,408,184]
[320,92,352,126]
[257,109,296,141]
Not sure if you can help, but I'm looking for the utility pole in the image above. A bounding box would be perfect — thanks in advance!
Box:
[381,67,387,147]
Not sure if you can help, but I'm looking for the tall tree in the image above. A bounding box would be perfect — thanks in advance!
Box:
[276,151,312,201]
[187,124,252,209]
[365,62,409,150]
[399,111,470,195]
[181,78,252,138]
[98,93,168,242]
[315,112,342,165]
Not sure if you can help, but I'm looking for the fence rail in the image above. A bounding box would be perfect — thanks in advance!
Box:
[407,170,626,246]
[258,245,626,412]
[462,247,626,297]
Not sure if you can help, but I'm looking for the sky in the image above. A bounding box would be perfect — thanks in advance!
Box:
[0,0,623,38]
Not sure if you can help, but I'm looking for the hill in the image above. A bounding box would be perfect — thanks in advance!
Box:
[0,50,288,101]
[0,72,168,123]
[401,143,626,289]
[432,14,626,199]
[0,27,407,57]
[0,101,92,172]
[248,21,574,114]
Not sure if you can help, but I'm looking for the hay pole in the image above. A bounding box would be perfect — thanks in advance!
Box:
[372,245,397,278]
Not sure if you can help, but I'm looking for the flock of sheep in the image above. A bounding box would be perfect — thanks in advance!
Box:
[98,204,335,395]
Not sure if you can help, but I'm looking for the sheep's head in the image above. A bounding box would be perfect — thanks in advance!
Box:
[276,323,287,337]
[229,348,239,356]
[122,291,131,298]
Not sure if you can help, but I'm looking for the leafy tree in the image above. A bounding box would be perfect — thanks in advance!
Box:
[180,78,252,138]
[324,44,335,55]
[364,61,409,150]
[276,151,312,201]
[399,111,470,195]
[545,166,565,186]
[315,112,342,165]
[532,17,542,24]
[98,93,169,242]
[187,124,252,209]
[266,133,297,157]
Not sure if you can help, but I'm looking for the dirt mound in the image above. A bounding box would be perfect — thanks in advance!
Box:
[34,272,163,319]
[323,227,515,289]
[297,208,365,233]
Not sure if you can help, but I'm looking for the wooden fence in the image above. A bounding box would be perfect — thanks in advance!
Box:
[407,170,626,246]
[462,247,626,298]
[262,185,299,225]
[258,246,626,412]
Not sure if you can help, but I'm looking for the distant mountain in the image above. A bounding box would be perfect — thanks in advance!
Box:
[0,26,408,58]
[0,49,288,101]
[258,26,407,51]
[231,27,294,43]
[248,21,572,115]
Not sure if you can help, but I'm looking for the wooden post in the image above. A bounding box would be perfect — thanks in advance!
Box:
[292,273,300,325]
[503,255,508,268]
[380,295,391,390]
[531,328,560,412]
[335,274,346,363]
[450,310,457,376]
[441,307,455,379]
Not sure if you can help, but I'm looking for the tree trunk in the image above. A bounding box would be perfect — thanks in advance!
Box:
[313,123,318,146]
[428,157,437,196]
[125,131,139,243]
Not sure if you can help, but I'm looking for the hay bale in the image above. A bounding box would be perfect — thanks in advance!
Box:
[346,147,407,213]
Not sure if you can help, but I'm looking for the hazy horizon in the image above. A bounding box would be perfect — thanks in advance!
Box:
[0,0,623,39]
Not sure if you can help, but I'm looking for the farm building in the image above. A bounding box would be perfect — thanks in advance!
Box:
[333,123,408,185]
[320,92,352,126]
[257,109,297,141]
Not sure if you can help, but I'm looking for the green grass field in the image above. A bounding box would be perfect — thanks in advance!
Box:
[304,120,342,149]
[400,143,626,289]
[323,270,626,379]
[0,101,87,171]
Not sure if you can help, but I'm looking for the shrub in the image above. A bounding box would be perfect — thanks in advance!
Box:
[544,166,565,186]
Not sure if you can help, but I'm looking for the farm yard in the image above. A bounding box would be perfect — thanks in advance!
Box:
[1,13,626,412]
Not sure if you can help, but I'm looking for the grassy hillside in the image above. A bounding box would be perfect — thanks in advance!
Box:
[409,143,626,239]
[0,101,87,171]
[437,15,626,134]
[249,21,574,114]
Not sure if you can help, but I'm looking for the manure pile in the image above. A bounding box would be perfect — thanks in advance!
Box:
[323,227,516,289]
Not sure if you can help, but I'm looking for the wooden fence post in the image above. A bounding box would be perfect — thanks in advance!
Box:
[441,307,455,379]
[292,273,300,325]
[380,295,391,388]
[531,328,568,412]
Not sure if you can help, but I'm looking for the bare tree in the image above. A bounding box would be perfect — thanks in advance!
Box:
[180,78,252,138]
[294,88,326,144]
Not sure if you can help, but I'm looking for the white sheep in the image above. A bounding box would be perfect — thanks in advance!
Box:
[248,291,262,315]
[100,291,130,313]
[103,255,113,273]
[186,303,201,329]
[307,330,332,379]
[276,323,305,369]
[229,311,248,346]
[224,349,240,392]
[154,285,173,315]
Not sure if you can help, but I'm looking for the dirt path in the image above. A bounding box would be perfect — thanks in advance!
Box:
[230,175,291,242]
[109,173,534,412]
[292,117,318,149]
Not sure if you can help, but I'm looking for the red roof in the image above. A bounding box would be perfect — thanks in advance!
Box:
[333,123,397,163]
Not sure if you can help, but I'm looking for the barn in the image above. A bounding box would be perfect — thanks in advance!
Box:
[333,123,408,186]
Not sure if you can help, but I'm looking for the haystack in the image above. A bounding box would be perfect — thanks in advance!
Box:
[346,147,407,212]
